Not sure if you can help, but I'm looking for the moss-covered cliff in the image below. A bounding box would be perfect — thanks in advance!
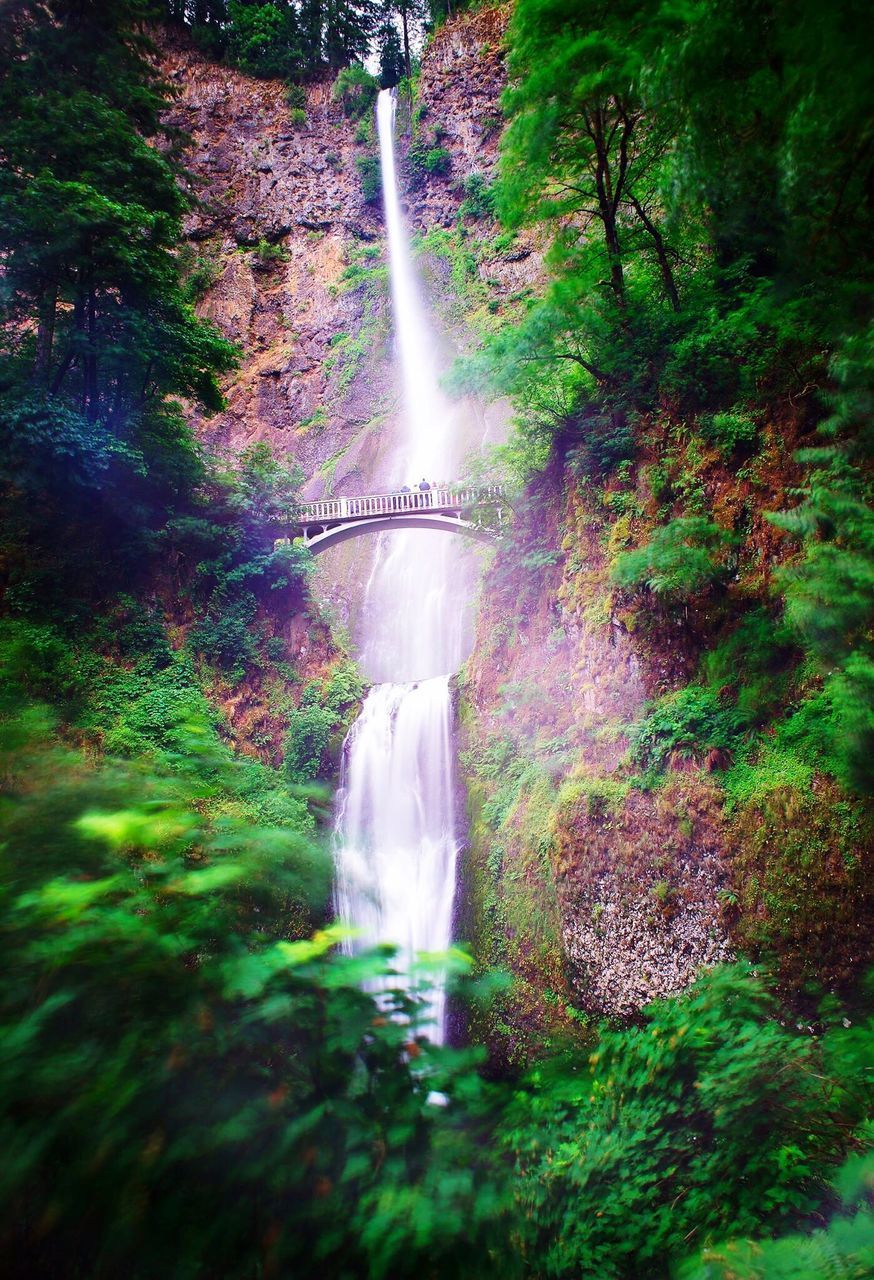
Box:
[459,409,873,1057]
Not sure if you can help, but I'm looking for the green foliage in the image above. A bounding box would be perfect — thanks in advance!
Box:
[2,653,872,1277]
[284,699,338,782]
[574,408,636,475]
[408,141,452,184]
[0,0,237,612]
[771,332,874,793]
[701,409,760,458]
[459,0,872,500]
[189,590,260,674]
[356,153,383,203]
[632,685,744,772]
[354,112,375,145]
[285,82,307,110]
[288,105,307,127]
[325,319,380,389]
[377,20,406,89]
[0,697,511,1278]
[181,251,222,302]
[158,444,314,681]
[251,236,290,268]
[0,2,237,424]
[613,517,736,600]
[333,63,379,120]
[682,1201,874,1279]
[284,661,364,783]
[459,172,497,220]
[225,1,301,78]
[503,963,874,1280]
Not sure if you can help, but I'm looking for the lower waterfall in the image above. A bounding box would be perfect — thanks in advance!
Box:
[334,677,459,1039]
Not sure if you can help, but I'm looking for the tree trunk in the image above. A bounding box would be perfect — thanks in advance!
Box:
[33,281,57,388]
[84,291,98,420]
[401,6,412,82]
[588,106,629,309]
[629,194,681,312]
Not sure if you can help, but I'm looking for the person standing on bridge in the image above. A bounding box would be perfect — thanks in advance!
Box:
[418,478,431,491]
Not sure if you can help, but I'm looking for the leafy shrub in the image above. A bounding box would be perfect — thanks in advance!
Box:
[332,63,378,121]
[355,154,382,203]
[101,671,212,758]
[573,408,636,475]
[189,592,259,676]
[701,409,759,457]
[0,705,510,1278]
[632,684,745,770]
[680,1182,874,1279]
[288,106,306,128]
[505,964,874,1280]
[460,172,496,219]
[613,517,736,600]
[284,663,363,783]
[700,609,796,726]
[409,143,451,181]
[285,82,306,110]
[251,237,289,270]
[265,635,287,663]
[354,114,373,145]
[0,620,86,707]
[284,700,337,782]
[181,250,221,303]
[322,659,364,713]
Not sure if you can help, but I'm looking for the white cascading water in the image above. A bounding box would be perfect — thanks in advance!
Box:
[333,90,474,1040]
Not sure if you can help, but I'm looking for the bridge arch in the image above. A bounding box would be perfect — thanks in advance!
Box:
[295,512,496,555]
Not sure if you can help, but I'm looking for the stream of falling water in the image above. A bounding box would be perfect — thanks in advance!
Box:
[333,89,473,1040]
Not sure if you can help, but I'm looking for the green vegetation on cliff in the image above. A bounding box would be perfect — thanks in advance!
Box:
[463,0,873,791]
[455,0,873,1005]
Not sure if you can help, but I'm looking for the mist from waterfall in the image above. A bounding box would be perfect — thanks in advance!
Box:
[332,90,473,1039]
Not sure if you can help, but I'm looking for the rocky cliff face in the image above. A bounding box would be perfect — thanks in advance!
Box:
[161,40,391,493]
[458,477,734,1063]
[157,13,870,1054]
[161,6,520,499]
[460,418,872,1061]
[160,10,525,646]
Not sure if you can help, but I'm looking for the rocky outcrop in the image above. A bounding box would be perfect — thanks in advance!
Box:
[404,4,511,232]
[159,10,523,501]
[160,40,395,497]
[459,474,735,1039]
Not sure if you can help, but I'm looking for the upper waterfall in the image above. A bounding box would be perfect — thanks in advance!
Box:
[376,90,448,484]
[353,90,479,685]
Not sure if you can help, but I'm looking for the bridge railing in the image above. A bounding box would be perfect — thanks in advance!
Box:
[295,485,504,524]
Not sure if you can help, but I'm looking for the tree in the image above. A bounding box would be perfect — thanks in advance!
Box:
[225,0,304,78]
[0,0,237,606]
[0,0,235,431]
[378,19,405,88]
[500,0,682,316]
[324,0,379,68]
[380,0,427,82]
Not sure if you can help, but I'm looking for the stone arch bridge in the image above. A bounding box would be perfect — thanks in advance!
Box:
[274,486,505,555]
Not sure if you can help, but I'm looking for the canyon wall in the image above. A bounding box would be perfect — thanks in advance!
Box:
[162,8,871,1055]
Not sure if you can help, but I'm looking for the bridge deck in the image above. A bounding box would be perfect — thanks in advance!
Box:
[295,485,503,526]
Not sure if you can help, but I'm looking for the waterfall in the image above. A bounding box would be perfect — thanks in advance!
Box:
[332,90,473,1040]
